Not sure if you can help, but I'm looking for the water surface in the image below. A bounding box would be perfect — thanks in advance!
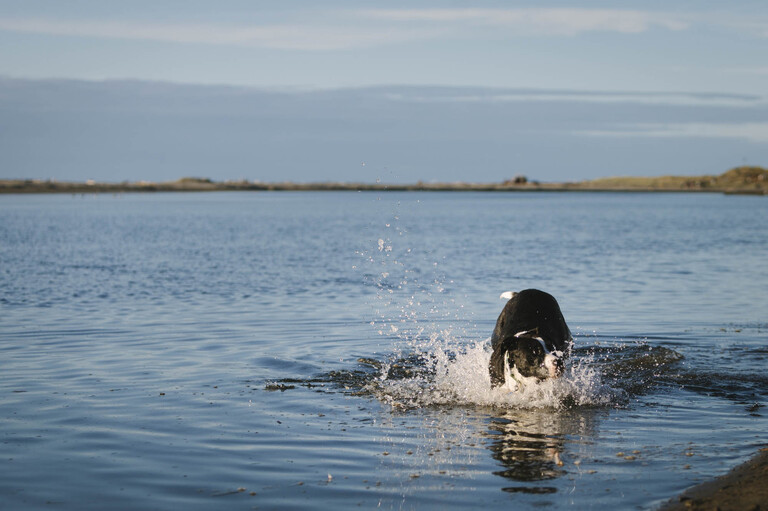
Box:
[1,191,766,510]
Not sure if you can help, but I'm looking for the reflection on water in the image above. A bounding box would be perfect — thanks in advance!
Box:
[485,408,597,494]
[488,413,566,483]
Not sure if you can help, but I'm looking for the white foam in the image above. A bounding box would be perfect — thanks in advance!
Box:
[360,233,616,410]
[369,332,618,410]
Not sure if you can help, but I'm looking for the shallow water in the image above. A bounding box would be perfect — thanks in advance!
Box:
[1,191,766,510]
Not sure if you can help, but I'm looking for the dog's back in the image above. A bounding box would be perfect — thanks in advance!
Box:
[489,289,572,388]
[491,289,572,354]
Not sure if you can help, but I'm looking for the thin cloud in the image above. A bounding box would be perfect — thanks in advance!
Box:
[360,8,690,36]
[1,9,763,52]
[0,17,437,50]
[578,122,768,143]
[723,19,768,38]
[727,67,768,76]
[381,90,760,108]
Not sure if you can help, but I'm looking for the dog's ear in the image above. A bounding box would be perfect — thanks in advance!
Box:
[489,337,517,387]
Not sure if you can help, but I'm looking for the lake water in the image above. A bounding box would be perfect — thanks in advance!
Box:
[1,191,766,510]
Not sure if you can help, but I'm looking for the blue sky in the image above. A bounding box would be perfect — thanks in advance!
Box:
[1,1,767,183]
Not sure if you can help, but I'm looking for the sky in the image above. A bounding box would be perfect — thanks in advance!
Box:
[1,0,767,183]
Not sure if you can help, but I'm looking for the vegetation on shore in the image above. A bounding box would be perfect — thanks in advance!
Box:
[575,166,767,194]
[1,166,766,195]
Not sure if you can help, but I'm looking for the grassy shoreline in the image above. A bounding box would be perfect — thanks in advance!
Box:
[2,166,766,196]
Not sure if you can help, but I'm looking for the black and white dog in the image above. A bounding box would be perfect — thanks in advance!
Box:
[489,289,573,390]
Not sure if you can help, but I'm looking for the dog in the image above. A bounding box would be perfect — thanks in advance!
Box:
[489,289,573,390]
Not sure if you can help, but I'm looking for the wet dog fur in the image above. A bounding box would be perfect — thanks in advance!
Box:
[489,289,573,390]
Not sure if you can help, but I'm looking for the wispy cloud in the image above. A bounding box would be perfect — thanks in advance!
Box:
[360,8,690,36]
[578,122,768,143]
[725,67,768,76]
[0,8,702,53]
[381,90,761,108]
[0,8,764,52]
[723,19,768,38]
[0,17,437,50]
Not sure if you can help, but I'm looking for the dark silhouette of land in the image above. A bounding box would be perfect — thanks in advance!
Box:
[2,166,766,195]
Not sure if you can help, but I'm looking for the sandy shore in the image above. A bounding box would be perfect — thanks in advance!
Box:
[659,448,768,511]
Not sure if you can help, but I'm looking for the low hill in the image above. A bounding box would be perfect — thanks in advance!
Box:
[574,166,767,194]
[1,167,766,195]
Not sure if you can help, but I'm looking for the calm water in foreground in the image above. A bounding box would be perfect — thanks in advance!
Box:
[1,191,767,510]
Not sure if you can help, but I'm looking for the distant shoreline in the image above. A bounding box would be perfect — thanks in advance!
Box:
[2,166,766,196]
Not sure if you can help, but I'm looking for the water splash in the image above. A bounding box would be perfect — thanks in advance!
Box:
[350,213,688,411]
[367,331,623,410]
[266,326,687,411]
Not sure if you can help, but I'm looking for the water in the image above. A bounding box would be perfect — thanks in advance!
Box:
[1,191,766,510]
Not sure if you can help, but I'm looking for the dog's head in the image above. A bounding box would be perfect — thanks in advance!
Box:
[504,336,565,381]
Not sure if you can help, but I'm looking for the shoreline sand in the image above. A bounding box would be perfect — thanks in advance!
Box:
[659,448,768,511]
